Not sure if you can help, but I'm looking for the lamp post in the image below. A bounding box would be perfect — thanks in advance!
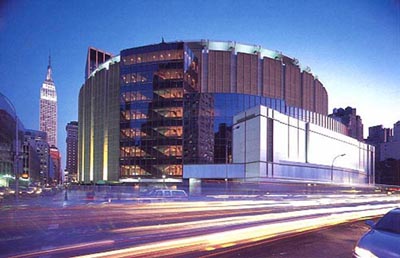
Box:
[331,153,346,182]
[162,174,166,188]
[0,93,19,202]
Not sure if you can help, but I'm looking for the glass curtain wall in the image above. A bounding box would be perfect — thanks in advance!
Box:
[183,93,286,165]
[120,43,198,179]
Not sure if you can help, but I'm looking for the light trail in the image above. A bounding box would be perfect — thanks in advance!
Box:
[75,205,398,258]
[4,194,399,258]
[9,240,115,258]
[111,203,397,236]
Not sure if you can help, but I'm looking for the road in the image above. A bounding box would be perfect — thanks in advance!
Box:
[0,192,398,257]
[202,219,371,258]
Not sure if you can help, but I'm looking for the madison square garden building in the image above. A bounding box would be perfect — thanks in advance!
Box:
[78,40,375,187]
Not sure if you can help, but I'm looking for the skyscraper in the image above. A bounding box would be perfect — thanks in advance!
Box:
[39,56,57,147]
[66,121,78,182]
[49,146,61,184]
[24,129,49,184]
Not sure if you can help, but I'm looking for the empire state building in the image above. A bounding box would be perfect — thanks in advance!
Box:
[40,56,57,147]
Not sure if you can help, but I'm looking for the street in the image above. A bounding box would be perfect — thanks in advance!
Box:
[202,219,371,258]
[0,192,398,257]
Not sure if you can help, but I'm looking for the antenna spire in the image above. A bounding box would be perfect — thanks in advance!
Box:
[45,52,53,82]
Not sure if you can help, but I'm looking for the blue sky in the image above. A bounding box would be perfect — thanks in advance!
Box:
[0,0,399,169]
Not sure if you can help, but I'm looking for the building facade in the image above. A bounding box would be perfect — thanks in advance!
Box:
[24,129,50,184]
[366,124,393,162]
[79,40,371,186]
[367,125,392,145]
[368,121,400,185]
[39,56,57,147]
[329,107,364,141]
[78,53,120,183]
[23,130,49,183]
[49,146,61,184]
[378,121,400,162]
[0,93,23,187]
[66,121,78,182]
[231,106,373,184]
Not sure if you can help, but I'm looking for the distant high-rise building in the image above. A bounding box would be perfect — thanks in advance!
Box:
[329,107,364,141]
[379,121,400,161]
[22,135,41,182]
[39,56,57,147]
[393,121,400,142]
[24,129,50,184]
[366,122,400,162]
[66,121,78,182]
[49,146,61,184]
[371,121,400,185]
[367,125,392,145]
[85,47,112,80]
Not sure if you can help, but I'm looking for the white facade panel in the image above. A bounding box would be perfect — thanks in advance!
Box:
[260,116,267,162]
[245,162,260,179]
[232,105,374,185]
[183,164,245,179]
[273,120,288,161]
[245,117,260,163]
[298,127,306,162]
[232,123,245,163]
[288,125,298,161]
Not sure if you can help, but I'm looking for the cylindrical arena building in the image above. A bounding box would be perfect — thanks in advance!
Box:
[78,40,374,186]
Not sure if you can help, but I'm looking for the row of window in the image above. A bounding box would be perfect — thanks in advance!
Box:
[120,70,189,85]
[119,164,183,177]
[121,72,152,84]
[120,126,183,140]
[120,145,183,157]
[122,50,184,66]
[120,165,147,176]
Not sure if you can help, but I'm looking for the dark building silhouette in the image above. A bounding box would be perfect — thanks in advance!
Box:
[22,138,41,182]
[367,122,400,186]
[24,130,49,184]
[366,125,393,162]
[367,125,392,145]
[376,158,400,186]
[49,146,61,184]
[329,106,364,141]
[66,121,78,182]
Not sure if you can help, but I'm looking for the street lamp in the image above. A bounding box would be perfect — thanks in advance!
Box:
[0,93,19,201]
[331,153,346,182]
[162,174,166,188]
